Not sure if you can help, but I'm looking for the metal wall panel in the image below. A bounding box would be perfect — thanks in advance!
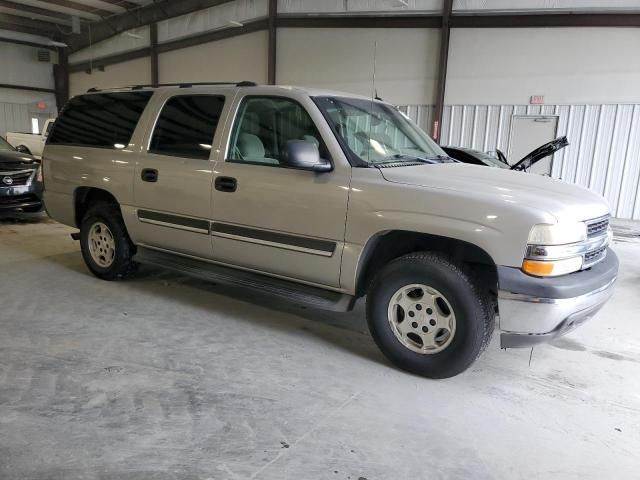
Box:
[0,101,57,139]
[402,102,640,220]
[0,102,30,139]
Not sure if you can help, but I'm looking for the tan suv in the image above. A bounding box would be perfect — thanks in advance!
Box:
[42,82,618,378]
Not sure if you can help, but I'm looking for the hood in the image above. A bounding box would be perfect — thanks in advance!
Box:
[510,136,569,171]
[379,162,609,223]
[0,149,39,170]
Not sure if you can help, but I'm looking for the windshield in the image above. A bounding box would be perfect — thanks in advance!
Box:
[314,96,448,166]
[0,136,15,152]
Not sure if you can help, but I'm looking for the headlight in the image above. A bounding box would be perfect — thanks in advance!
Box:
[527,222,587,245]
[522,222,588,277]
[36,165,43,183]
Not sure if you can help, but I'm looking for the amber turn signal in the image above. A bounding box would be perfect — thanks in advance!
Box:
[521,256,583,277]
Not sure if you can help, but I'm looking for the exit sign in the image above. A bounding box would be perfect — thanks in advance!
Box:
[530,95,545,105]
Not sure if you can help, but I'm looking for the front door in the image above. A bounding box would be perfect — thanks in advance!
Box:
[210,94,350,288]
[133,93,227,258]
[508,115,559,175]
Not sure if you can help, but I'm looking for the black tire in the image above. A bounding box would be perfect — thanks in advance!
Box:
[79,202,137,281]
[366,252,494,379]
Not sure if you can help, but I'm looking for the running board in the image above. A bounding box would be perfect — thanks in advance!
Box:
[133,247,356,312]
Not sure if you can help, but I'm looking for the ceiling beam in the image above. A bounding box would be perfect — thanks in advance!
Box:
[68,46,150,72]
[0,12,60,35]
[120,0,152,5]
[70,0,126,15]
[14,0,105,21]
[450,13,640,28]
[0,0,72,21]
[0,83,55,94]
[65,0,236,52]
[53,47,69,109]
[0,6,72,26]
[276,15,442,29]
[0,35,57,49]
[99,0,142,9]
[68,19,268,73]
[0,20,55,36]
[149,21,158,86]
[267,0,276,84]
[433,0,452,143]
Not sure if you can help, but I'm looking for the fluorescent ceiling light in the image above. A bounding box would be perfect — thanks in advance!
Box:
[226,20,244,27]
[47,40,68,47]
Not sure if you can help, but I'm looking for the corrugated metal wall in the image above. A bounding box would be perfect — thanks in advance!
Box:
[401,103,640,221]
[0,101,57,139]
[0,102,31,139]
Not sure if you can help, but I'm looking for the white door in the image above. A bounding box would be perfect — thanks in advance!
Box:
[508,116,558,175]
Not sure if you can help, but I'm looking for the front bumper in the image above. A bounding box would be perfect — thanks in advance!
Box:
[497,249,618,348]
[0,182,43,212]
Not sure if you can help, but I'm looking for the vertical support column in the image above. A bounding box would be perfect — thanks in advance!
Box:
[53,47,69,111]
[150,22,159,87]
[267,0,277,84]
[432,0,452,142]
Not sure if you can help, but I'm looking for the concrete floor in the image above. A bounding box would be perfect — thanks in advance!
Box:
[1,215,639,480]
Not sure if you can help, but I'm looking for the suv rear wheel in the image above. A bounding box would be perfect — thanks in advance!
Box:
[366,252,494,379]
[80,202,137,280]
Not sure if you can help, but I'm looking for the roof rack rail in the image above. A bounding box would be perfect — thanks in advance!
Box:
[86,81,257,93]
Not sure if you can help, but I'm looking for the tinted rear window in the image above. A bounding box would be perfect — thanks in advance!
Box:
[48,91,152,148]
[149,95,225,160]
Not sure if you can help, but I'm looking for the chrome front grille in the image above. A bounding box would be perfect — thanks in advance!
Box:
[581,215,611,269]
[584,246,607,268]
[0,169,35,187]
[586,215,609,238]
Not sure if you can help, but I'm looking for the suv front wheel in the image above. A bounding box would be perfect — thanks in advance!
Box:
[366,252,494,379]
[80,202,137,280]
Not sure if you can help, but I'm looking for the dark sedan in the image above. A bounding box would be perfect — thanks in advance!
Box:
[0,136,43,214]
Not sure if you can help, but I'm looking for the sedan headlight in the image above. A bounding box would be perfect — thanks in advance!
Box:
[522,222,589,277]
[36,165,43,183]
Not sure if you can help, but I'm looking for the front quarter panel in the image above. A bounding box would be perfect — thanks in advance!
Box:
[341,168,555,292]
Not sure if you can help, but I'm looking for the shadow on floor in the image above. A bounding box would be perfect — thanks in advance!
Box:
[0,211,50,224]
[23,248,388,370]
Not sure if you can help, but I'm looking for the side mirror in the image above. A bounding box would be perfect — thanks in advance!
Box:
[285,140,332,172]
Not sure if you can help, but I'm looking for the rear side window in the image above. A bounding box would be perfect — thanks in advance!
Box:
[48,91,152,148]
[149,95,225,160]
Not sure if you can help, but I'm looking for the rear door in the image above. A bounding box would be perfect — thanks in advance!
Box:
[132,91,231,258]
[210,93,350,287]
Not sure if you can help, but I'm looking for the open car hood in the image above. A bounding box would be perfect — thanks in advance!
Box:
[510,136,569,171]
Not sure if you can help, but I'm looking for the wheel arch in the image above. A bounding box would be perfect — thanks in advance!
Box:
[354,230,498,298]
[74,187,121,227]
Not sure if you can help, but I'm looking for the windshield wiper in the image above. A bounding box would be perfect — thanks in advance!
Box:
[376,153,455,165]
